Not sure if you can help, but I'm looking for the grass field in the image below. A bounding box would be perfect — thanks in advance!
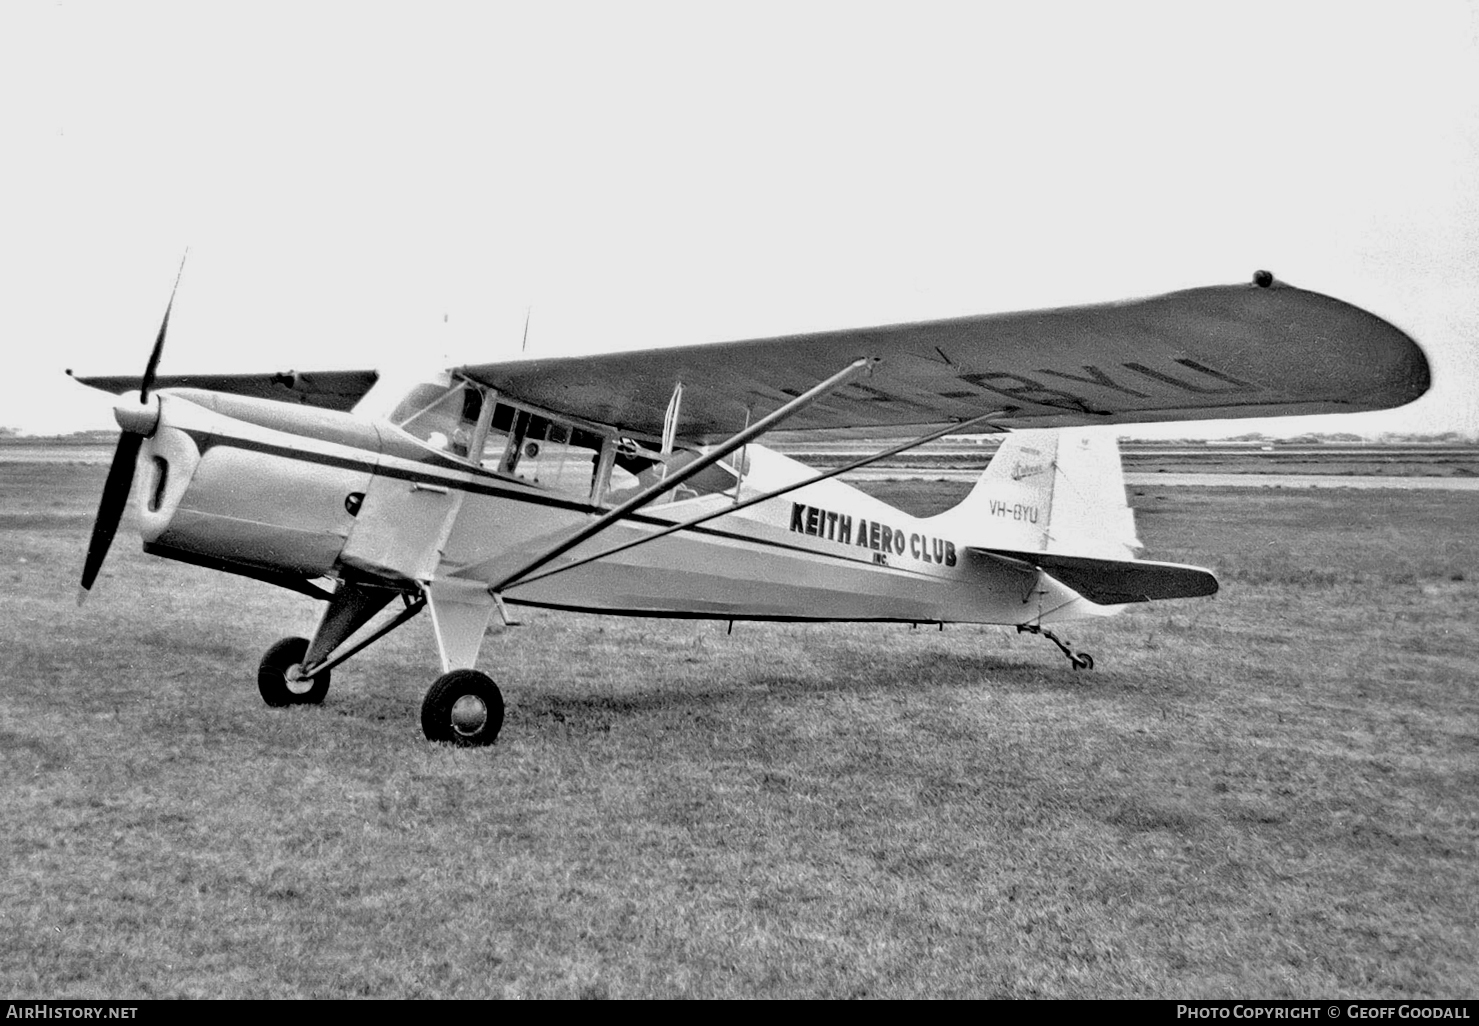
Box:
[1,463,1476,998]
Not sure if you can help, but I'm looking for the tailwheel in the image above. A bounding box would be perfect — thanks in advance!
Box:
[421,669,504,746]
[258,636,331,706]
[1016,623,1096,671]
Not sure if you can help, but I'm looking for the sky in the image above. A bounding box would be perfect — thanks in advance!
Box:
[3,0,1477,438]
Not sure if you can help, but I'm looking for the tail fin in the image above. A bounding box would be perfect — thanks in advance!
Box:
[936,428,1217,609]
[936,428,1139,558]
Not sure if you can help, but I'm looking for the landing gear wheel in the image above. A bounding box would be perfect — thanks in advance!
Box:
[421,669,504,746]
[1071,652,1095,671]
[257,636,331,707]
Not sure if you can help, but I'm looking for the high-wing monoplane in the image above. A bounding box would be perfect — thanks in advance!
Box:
[72,271,1430,745]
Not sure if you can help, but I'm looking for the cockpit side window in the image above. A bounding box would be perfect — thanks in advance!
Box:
[393,380,484,459]
[478,401,518,471]
[386,380,737,507]
[604,441,742,506]
[494,409,604,498]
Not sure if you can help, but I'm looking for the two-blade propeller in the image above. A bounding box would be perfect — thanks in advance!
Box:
[77,255,187,605]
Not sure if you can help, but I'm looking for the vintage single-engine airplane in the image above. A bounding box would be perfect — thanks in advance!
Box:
[72,270,1429,746]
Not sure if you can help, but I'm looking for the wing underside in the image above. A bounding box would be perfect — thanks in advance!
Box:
[72,278,1428,440]
[457,279,1427,442]
[69,369,379,413]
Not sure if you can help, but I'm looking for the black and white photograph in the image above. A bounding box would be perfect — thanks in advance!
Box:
[2,0,1475,1001]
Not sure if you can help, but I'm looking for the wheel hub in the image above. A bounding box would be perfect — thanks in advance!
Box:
[450,694,489,736]
[284,664,317,696]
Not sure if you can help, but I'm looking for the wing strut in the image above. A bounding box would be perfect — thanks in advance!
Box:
[487,357,876,596]
[501,407,1015,592]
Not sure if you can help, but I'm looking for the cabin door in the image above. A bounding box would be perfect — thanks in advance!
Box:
[339,473,463,581]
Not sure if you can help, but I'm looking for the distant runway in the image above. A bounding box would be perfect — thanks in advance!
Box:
[838,468,1479,490]
[1128,473,1479,490]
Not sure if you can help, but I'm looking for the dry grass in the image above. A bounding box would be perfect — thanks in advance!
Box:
[0,464,1475,997]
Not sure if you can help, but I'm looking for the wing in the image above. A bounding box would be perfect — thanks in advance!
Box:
[67,277,1428,439]
[68,368,379,413]
[459,278,1428,442]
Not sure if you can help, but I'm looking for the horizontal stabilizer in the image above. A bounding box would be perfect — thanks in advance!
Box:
[970,547,1218,605]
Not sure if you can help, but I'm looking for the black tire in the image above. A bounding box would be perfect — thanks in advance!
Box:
[257,636,331,707]
[421,669,504,746]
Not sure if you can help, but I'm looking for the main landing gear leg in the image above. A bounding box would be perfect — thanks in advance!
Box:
[1016,623,1095,670]
[420,580,502,746]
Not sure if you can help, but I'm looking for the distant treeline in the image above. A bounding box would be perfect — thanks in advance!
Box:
[0,429,120,442]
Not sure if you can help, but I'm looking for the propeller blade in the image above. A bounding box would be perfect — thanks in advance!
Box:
[140,250,188,402]
[79,253,190,604]
[77,432,143,604]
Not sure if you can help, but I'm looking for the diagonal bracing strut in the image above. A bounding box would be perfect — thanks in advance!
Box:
[504,407,1015,592]
[486,357,877,596]
[295,592,428,679]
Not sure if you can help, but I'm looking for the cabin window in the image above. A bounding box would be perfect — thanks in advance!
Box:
[605,441,742,506]
[386,380,738,508]
[490,408,604,499]
[392,380,484,459]
[479,401,519,472]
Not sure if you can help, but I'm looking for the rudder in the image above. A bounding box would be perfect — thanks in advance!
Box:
[934,428,1140,559]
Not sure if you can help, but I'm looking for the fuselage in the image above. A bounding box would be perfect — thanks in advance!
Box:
[131,375,1093,626]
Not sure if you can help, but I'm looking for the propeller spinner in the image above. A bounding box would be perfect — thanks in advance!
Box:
[77,256,187,604]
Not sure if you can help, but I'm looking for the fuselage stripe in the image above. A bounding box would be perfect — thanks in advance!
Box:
[186,431,940,576]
